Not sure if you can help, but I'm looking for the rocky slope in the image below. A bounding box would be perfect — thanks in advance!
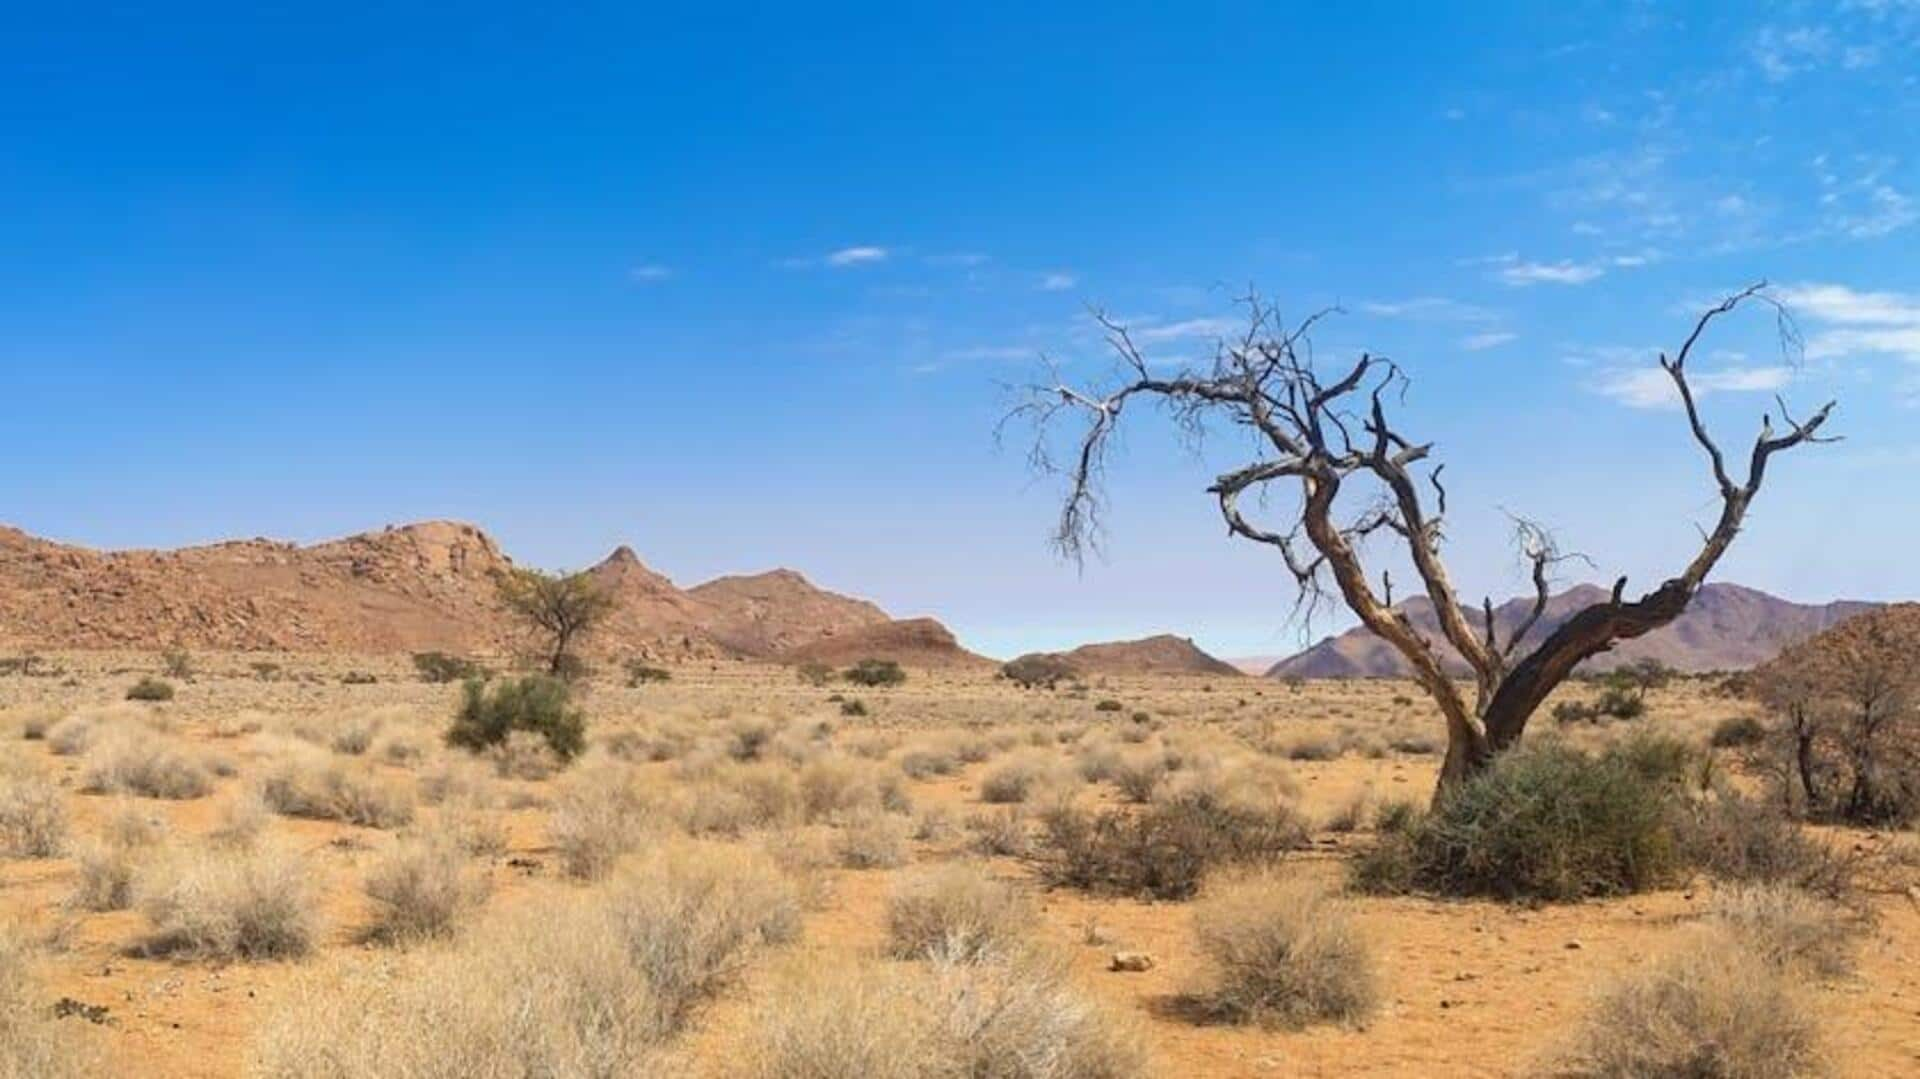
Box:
[0,521,913,662]
[1266,582,1877,678]
[775,617,996,670]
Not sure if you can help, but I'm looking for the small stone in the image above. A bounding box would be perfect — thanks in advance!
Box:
[1109,952,1156,973]
[1564,940,1583,950]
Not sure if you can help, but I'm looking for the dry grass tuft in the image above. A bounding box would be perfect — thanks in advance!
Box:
[79,728,215,800]
[1548,928,1824,1079]
[363,832,490,942]
[548,761,660,880]
[135,842,320,960]
[253,899,667,1077]
[0,766,67,857]
[834,809,911,869]
[257,748,414,828]
[0,929,98,1078]
[1189,869,1378,1028]
[746,951,1147,1079]
[1706,883,1859,978]
[886,862,1032,962]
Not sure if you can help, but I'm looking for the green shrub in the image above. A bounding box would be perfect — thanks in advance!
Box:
[844,659,906,688]
[1093,699,1123,713]
[1595,685,1645,720]
[412,652,484,683]
[625,661,672,686]
[446,676,586,762]
[1710,714,1768,749]
[1353,739,1690,901]
[1038,789,1307,900]
[840,698,868,717]
[795,661,836,687]
[340,671,378,685]
[126,677,175,702]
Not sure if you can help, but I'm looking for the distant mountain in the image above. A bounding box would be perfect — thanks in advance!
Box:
[0,521,900,662]
[1224,655,1288,677]
[1266,582,1878,679]
[1019,634,1243,677]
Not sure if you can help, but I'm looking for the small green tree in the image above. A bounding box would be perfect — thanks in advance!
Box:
[494,568,615,678]
[446,675,586,761]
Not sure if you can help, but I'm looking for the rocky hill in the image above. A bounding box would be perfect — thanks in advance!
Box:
[0,521,907,663]
[775,617,995,671]
[1019,634,1242,677]
[1267,582,1877,679]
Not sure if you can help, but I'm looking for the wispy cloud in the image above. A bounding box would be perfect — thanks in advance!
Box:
[1778,283,1920,374]
[1039,272,1077,292]
[1358,296,1496,322]
[628,263,673,282]
[1460,331,1517,351]
[1134,317,1239,344]
[1496,258,1606,286]
[1751,26,1837,81]
[825,245,888,267]
[1592,363,1792,409]
[925,252,990,268]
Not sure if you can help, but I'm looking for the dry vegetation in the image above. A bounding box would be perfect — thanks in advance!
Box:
[0,651,1915,1077]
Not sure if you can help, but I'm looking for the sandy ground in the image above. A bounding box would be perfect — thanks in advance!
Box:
[2,652,1916,1077]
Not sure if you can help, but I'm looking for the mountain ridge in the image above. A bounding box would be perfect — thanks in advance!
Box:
[1265,581,1878,678]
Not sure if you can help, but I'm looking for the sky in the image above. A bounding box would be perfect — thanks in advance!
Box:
[3,2,1919,660]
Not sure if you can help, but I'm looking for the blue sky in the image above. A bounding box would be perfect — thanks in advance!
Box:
[4,2,1918,659]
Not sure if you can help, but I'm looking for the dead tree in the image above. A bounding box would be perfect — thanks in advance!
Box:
[1009,283,1835,795]
[495,567,615,677]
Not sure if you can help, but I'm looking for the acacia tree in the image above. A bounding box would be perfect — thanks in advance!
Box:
[495,567,615,677]
[1011,284,1835,795]
[1753,606,1920,823]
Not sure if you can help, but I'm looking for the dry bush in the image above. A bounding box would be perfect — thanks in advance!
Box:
[376,730,426,767]
[798,755,905,822]
[1074,738,1125,783]
[136,842,319,960]
[1678,792,1854,898]
[548,761,661,879]
[1111,751,1171,803]
[68,840,141,911]
[913,804,958,842]
[1189,870,1378,1028]
[603,840,803,1035]
[834,809,910,869]
[14,706,57,741]
[1548,928,1823,1079]
[209,788,273,848]
[1039,789,1307,900]
[257,748,415,828]
[363,832,490,942]
[438,803,509,857]
[1706,883,1858,979]
[979,752,1069,805]
[886,862,1032,962]
[79,728,213,800]
[746,952,1147,1079]
[898,742,961,779]
[417,756,496,808]
[0,929,97,1079]
[0,766,66,857]
[966,807,1032,857]
[329,713,382,755]
[45,714,98,756]
[254,898,668,1077]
